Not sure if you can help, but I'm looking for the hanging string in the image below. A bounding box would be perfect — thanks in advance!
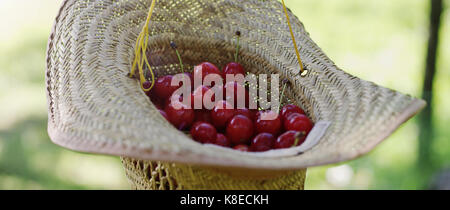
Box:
[281,0,306,75]
[130,0,305,87]
[129,0,157,92]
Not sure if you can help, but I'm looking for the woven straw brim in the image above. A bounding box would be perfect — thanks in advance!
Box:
[46,0,425,170]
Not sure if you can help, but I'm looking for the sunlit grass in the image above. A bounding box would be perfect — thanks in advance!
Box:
[287,0,449,190]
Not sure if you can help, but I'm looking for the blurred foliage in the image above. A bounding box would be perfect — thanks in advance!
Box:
[0,0,449,189]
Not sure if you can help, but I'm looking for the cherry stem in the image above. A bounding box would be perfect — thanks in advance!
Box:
[171,41,184,73]
[235,31,241,63]
[292,132,306,147]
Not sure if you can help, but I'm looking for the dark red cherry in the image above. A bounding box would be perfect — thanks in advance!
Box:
[193,62,223,87]
[165,99,195,130]
[211,100,235,129]
[284,113,313,133]
[223,62,245,80]
[145,83,162,105]
[194,110,212,124]
[233,144,250,152]
[146,86,155,97]
[234,108,255,121]
[214,133,231,147]
[250,133,275,152]
[190,121,203,130]
[226,115,254,145]
[274,131,306,149]
[154,75,180,100]
[159,109,169,121]
[281,104,305,121]
[152,97,164,110]
[190,122,217,144]
[255,110,282,135]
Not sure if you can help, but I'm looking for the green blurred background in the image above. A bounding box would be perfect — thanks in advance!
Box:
[0,0,449,190]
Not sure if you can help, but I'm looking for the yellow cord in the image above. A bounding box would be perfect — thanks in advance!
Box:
[281,0,305,74]
[130,0,157,92]
[131,0,304,86]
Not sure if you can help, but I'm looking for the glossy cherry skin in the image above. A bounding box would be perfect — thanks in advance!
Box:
[233,144,250,152]
[193,62,223,87]
[255,110,282,135]
[223,62,245,80]
[144,82,163,107]
[190,122,217,144]
[226,115,254,145]
[154,75,180,100]
[223,81,249,108]
[274,131,306,149]
[165,99,195,130]
[214,133,231,147]
[151,97,164,110]
[250,133,275,152]
[234,108,255,121]
[281,104,305,121]
[211,100,235,129]
[194,110,212,124]
[284,113,313,133]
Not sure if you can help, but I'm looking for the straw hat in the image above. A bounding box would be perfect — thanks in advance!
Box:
[46,0,425,174]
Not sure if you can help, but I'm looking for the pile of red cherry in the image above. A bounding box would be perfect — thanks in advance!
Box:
[144,61,314,152]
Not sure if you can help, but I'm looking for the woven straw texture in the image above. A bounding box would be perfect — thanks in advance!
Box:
[46,0,425,174]
[121,157,306,190]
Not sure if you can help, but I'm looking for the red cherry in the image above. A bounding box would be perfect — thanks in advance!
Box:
[226,115,254,145]
[190,122,217,144]
[165,99,195,130]
[223,81,249,108]
[284,113,313,133]
[233,145,250,152]
[194,110,212,124]
[255,110,282,135]
[151,97,164,110]
[193,62,223,87]
[145,83,163,106]
[159,109,169,121]
[223,62,245,80]
[250,133,275,152]
[214,133,231,147]
[146,87,156,98]
[274,131,306,149]
[154,75,180,100]
[281,104,305,121]
[211,100,235,129]
[234,108,255,121]
[191,121,203,130]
